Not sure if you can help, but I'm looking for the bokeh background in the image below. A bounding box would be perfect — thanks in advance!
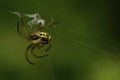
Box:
[0,0,120,80]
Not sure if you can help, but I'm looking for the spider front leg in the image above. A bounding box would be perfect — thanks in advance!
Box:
[17,20,22,34]
[25,43,35,65]
[46,18,55,27]
[36,18,57,31]
[17,15,29,39]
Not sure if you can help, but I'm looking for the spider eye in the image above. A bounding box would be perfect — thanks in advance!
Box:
[31,35,39,40]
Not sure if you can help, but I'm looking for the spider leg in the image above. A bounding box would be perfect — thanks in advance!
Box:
[25,44,35,65]
[17,20,26,39]
[17,15,29,39]
[45,44,52,52]
[17,20,21,33]
[38,44,44,50]
[36,18,57,31]
[45,18,55,27]
[34,23,44,31]
[31,44,49,58]
[21,15,29,35]
[45,18,58,29]
[21,15,24,25]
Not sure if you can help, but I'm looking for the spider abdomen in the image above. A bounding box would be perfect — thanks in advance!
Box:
[29,31,51,45]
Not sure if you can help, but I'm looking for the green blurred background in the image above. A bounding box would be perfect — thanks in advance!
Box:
[0,0,120,80]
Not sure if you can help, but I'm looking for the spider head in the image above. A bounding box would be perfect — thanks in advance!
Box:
[28,31,51,44]
[40,32,52,44]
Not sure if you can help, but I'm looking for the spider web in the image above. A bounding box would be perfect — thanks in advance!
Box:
[10,0,120,80]
[29,0,117,56]
[14,0,120,58]
[56,30,120,61]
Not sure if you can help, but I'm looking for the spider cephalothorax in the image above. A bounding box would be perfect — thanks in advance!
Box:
[16,15,55,65]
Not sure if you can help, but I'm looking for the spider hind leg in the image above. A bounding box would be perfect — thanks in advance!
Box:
[45,44,52,52]
[25,44,35,65]
[31,44,49,58]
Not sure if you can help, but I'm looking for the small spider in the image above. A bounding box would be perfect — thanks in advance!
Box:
[17,15,56,65]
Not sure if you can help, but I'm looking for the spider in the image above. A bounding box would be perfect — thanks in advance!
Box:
[17,15,56,65]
